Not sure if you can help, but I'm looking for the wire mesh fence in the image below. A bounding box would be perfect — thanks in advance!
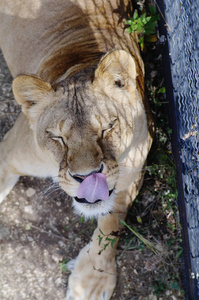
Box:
[157,0,199,298]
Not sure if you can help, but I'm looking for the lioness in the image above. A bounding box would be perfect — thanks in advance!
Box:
[0,0,153,299]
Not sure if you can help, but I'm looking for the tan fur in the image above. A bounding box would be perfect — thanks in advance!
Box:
[0,1,154,299]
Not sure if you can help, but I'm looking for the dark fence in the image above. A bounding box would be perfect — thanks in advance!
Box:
[157,0,199,299]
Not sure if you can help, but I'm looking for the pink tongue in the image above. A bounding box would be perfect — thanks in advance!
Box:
[77,173,109,203]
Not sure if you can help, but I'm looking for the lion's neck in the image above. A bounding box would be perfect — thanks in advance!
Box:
[36,0,132,85]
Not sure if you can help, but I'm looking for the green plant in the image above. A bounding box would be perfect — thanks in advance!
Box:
[153,278,184,296]
[153,278,167,295]
[98,228,117,254]
[115,214,160,254]
[125,5,160,51]
[59,259,69,273]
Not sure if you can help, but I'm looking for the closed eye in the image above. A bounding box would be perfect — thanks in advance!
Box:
[46,130,66,146]
[101,118,118,139]
[52,136,66,146]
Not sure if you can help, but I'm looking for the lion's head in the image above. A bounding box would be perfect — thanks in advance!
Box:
[12,50,148,218]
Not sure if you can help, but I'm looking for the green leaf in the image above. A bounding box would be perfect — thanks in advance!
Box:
[176,246,183,258]
[137,216,143,224]
[158,87,166,94]
[140,13,147,23]
[105,237,113,242]
[126,27,133,34]
[149,5,157,16]
[104,243,109,251]
[111,237,117,248]
[98,235,103,246]
[133,10,139,20]
[145,16,152,23]
[99,228,105,236]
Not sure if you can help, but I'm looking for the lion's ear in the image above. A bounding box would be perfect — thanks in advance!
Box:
[94,50,137,87]
[12,74,54,118]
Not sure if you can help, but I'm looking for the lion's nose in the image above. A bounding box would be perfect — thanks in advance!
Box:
[69,164,104,183]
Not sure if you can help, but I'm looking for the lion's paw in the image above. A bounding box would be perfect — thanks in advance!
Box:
[66,244,116,300]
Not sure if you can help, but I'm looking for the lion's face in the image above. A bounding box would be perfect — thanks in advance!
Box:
[13,50,144,217]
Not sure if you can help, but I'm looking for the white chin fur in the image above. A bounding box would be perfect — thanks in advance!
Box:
[72,193,115,219]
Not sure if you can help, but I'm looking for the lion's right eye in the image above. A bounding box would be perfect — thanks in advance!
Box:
[51,136,66,146]
[46,130,66,146]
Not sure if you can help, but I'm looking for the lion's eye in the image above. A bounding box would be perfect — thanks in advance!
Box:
[46,130,66,146]
[51,136,66,146]
[101,118,117,139]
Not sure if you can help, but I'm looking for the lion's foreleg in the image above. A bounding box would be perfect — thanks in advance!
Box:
[66,189,135,300]
[0,164,19,203]
[0,136,20,203]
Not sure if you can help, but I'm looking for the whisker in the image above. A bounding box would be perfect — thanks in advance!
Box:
[44,187,62,197]
[41,181,62,197]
